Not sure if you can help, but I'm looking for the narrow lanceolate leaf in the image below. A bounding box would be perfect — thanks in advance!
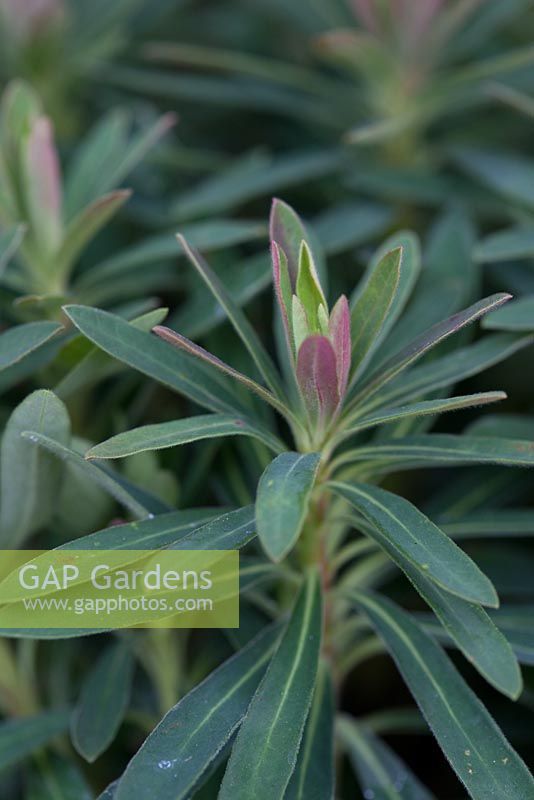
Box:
[256,452,321,561]
[0,710,70,771]
[366,231,421,354]
[474,226,534,263]
[0,509,250,623]
[71,643,134,762]
[377,333,532,409]
[349,246,401,382]
[56,508,220,554]
[351,294,511,409]
[55,307,170,400]
[86,414,285,460]
[340,434,534,472]
[270,198,309,286]
[152,324,293,422]
[219,571,322,800]
[330,482,498,607]
[177,234,286,399]
[490,606,534,666]
[337,715,435,800]
[28,753,93,800]
[482,295,534,332]
[56,191,132,278]
[0,321,63,371]
[63,305,251,417]
[115,624,281,800]
[443,510,534,540]
[338,495,521,696]
[0,390,70,546]
[167,506,257,552]
[339,392,506,441]
[20,432,150,519]
[285,664,335,800]
[352,592,534,800]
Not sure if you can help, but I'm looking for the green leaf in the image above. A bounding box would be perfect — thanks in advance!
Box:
[55,308,169,400]
[0,390,70,546]
[352,294,511,410]
[443,510,534,539]
[0,223,25,276]
[256,452,321,561]
[349,246,401,382]
[218,570,322,800]
[351,591,534,800]
[152,324,295,424]
[167,506,257,552]
[330,482,498,607]
[285,664,335,800]
[0,710,70,771]
[378,211,477,360]
[64,110,174,218]
[0,321,63,371]
[490,606,534,665]
[63,305,251,416]
[177,234,286,399]
[27,752,93,800]
[106,67,334,127]
[341,498,520,695]
[20,433,151,519]
[171,150,341,221]
[338,714,435,800]
[74,220,265,297]
[56,191,132,279]
[482,295,534,332]
[68,506,240,560]
[453,147,534,210]
[339,392,505,441]
[340,434,534,472]
[86,414,284,460]
[365,231,421,353]
[312,202,392,256]
[96,781,118,800]
[295,241,327,331]
[374,333,532,409]
[115,623,281,800]
[0,509,254,637]
[174,251,271,341]
[270,198,309,285]
[474,227,534,262]
[71,643,134,762]
[55,435,114,536]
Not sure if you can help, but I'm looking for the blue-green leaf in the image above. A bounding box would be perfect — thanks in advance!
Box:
[256,452,321,561]
[352,592,534,800]
[330,481,498,607]
[71,643,134,762]
[219,570,322,800]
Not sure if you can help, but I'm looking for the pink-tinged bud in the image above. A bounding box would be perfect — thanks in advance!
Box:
[296,335,340,429]
[26,115,62,253]
[329,294,351,399]
[269,198,308,289]
[0,0,63,40]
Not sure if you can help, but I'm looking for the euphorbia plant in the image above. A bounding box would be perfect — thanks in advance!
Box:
[24,200,534,798]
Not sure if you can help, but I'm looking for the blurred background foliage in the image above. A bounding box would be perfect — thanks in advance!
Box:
[1,1,534,797]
